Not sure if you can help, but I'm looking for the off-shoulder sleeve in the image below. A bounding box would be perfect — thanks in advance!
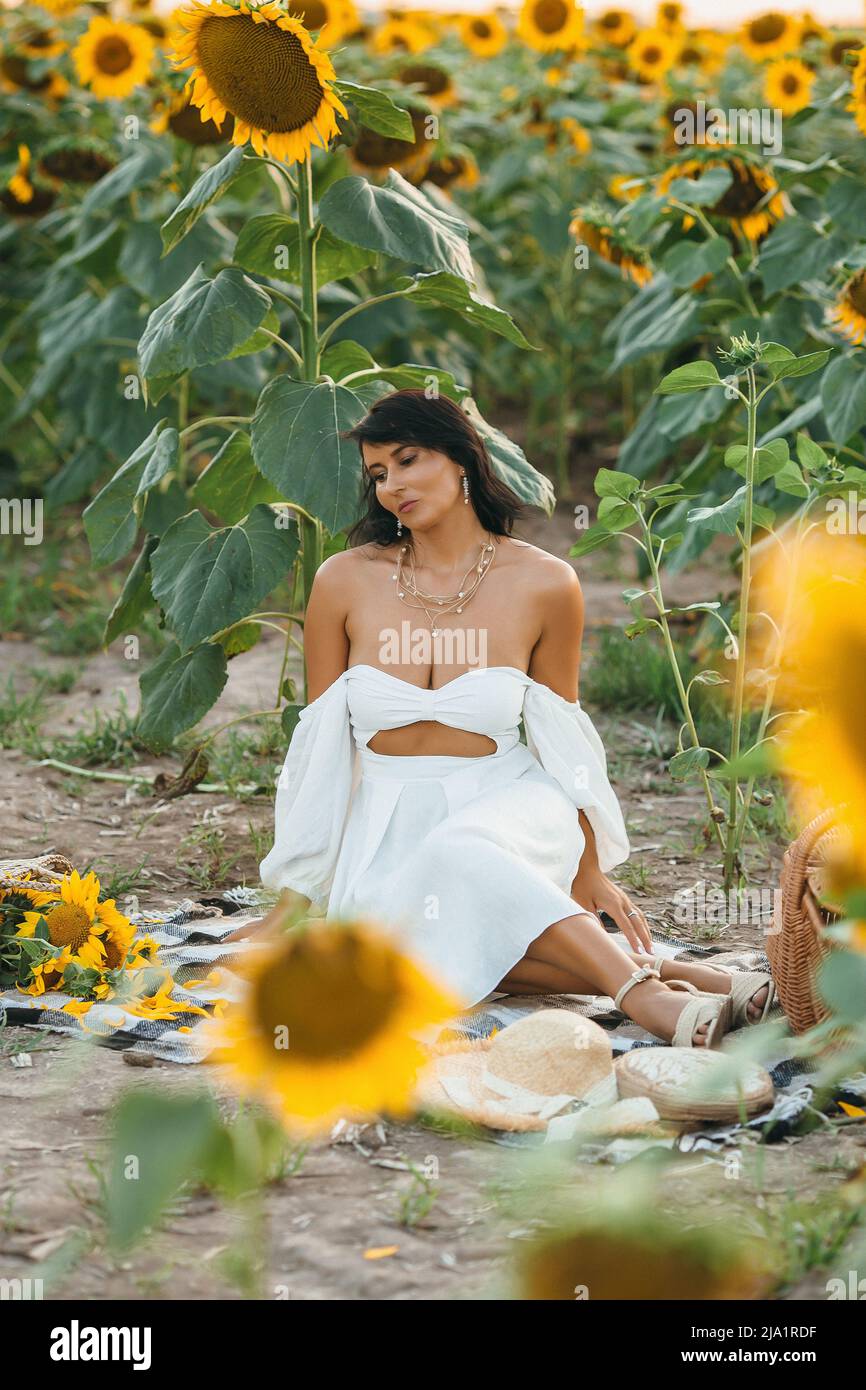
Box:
[522,683,630,873]
[259,673,358,904]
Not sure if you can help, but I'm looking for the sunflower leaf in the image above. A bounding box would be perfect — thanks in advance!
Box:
[103,537,158,647]
[336,81,414,141]
[83,421,178,569]
[138,265,272,384]
[251,376,378,534]
[137,641,228,748]
[398,271,536,349]
[190,431,283,525]
[106,1091,222,1251]
[160,145,246,256]
[234,214,376,288]
[318,170,475,282]
[150,505,300,652]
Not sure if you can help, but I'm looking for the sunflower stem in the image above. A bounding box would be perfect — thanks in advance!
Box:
[296,154,324,705]
[723,366,758,889]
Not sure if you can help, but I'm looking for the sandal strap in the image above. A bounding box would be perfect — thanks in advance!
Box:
[613,965,660,1012]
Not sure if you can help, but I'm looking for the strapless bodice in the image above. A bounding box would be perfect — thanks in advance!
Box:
[345,663,530,753]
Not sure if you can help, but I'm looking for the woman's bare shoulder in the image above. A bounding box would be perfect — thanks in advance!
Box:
[315,543,396,587]
[500,537,581,592]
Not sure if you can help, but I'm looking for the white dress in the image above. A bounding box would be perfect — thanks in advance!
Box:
[259,664,630,1009]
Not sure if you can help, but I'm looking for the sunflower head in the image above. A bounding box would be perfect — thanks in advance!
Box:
[570,204,653,286]
[593,8,636,50]
[397,61,455,107]
[829,270,866,347]
[38,134,116,184]
[425,149,479,190]
[739,11,800,63]
[350,106,435,181]
[518,0,585,55]
[73,16,156,99]
[171,0,347,164]
[658,155,785,243]
[457,12,508,58]
[627,27,680,83]
[209,909,462,1134]
[765,57,815,117]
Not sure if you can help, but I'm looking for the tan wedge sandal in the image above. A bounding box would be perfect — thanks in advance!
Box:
[613,966,733,1049]
[651,957,779,1031]
[727,970,780,1028]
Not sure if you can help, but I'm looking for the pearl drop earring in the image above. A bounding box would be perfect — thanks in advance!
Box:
[462,472,469,504]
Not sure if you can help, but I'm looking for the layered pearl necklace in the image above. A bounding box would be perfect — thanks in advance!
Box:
[392,537,496,638]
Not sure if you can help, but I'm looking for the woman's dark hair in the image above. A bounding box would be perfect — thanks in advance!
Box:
[344,388,528,548]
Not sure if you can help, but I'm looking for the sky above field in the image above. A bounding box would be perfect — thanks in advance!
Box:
[399,1,864,18]
[139,0,866,23]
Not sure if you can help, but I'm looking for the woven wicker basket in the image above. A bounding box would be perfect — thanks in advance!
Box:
[0,853,74,895]
[766,810,844,1034]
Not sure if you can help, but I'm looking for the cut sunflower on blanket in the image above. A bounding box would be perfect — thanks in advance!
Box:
[169,0,347,164]
[205,904,462,1135]
[0,869,162,1013]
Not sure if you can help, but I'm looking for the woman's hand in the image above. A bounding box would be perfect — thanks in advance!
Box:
[570,865,652,954]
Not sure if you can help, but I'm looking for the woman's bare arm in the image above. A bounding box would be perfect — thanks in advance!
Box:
[527,561,651,951]
[224,554,353,941]
[302,551,353,701]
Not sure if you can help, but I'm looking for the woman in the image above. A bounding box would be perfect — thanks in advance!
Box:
[256,389,776,1047]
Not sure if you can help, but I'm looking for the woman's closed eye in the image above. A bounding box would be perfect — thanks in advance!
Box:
[373,456,415,483]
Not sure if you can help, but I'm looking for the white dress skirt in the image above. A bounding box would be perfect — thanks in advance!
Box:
[259,665,632,1013]
[327,741,593,1006]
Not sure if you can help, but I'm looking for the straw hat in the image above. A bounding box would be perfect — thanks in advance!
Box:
[616,1047,774,1123]
[414,1009,618,1133]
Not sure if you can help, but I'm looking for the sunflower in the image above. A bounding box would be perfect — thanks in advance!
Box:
[350,106,435,183]
[569,207,653,287]
[848,48,866,135]
[38,135,116,183]
[397,61,456,107]
[284,0,345,46]
[751,531,866,882]
[6,144,34,205]
[125,969,213,1020]
[457,12,508,58]
[829,35,863,67]
[207,910,462,1134]
[562,115,591,156]
[170,0,347,164]
[151,87,235,143]
[73,16,155,99]
[828,270,866,346]
[657,156,785,243]
[739,12,799,62]
[17,870,138,975]
[592,8,635,50]
[627,27,680,83]
[370,16,435,55]
[655,2,684,34]
[425,149,479,190]
[608,171,645,201]
[765,57,815,116]
[0,53,69,100]
[19,25,67,59]
[517,0,584,55]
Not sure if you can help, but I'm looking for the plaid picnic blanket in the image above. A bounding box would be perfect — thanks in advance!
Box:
[2,891,864,1154]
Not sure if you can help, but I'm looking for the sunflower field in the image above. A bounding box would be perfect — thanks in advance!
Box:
[3,0,866,1311]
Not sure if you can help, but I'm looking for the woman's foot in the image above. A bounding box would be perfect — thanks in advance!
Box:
[649,957,769,1024]
[617,974,726,1047]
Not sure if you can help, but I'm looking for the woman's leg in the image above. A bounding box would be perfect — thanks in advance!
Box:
[496,912,714,1044]
[498,928,768,1023]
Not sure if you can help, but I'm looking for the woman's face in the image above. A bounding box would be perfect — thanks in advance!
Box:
[362,440,462,530]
